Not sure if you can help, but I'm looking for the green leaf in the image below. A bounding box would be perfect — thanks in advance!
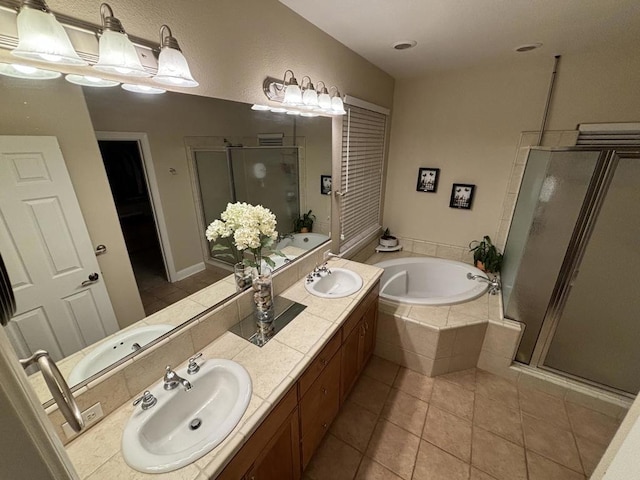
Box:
[271,250,286,258]
[210,243,230,252]
[264,257,275,268]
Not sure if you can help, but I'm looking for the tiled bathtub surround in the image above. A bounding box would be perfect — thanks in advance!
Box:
[305,358,625,480]
[62,256,384,479]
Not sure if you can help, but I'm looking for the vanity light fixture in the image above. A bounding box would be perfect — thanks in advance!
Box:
[11,0,87,65]
[153,25,198,87]
[315,81,332,112]
[93,3,149,77]
[300,76,318,108]
[65,74,119,87]
[0,61,61,79]
[121,83,166,95]
[330,86,346,115]
[282,70,302,106]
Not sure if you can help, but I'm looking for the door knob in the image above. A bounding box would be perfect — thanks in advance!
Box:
[95,244,107,256]
[81,272,100,287]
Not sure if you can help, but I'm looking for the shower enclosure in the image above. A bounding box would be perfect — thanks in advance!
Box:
[192,145,300,264]
[502,147,640,396]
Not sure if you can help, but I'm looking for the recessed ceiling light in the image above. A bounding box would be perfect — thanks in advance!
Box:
[392,40,417,51]
[515,43,543,52]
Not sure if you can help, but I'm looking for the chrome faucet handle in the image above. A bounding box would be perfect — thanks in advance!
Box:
[187,353,203,374]
[133,390,157,410]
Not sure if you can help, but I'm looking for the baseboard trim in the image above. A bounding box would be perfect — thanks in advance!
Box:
[175,262,206,281]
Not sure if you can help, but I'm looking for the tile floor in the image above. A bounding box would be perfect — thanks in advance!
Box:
[304,356,623,480]
[136,265,230,316]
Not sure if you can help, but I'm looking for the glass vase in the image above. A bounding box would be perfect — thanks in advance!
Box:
[252,266,274,325]
[234,262,252,291]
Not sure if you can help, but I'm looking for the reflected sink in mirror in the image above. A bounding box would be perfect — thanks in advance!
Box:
[122,358,252,473]
[305,268,363,298]
[68,325,173,385]
[277,233,330,251]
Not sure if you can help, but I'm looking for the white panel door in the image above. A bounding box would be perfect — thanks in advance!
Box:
[0,136,119,361]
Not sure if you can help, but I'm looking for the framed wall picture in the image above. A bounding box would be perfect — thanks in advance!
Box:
[320,175,332,195]
[416,167,440,193]
[449,183,475,209]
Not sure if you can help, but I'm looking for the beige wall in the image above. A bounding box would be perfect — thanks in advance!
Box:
[384,47,640,248]
[0,76,145,329]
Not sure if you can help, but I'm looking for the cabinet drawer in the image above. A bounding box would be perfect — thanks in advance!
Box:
[298,331,341,398]
[299,351,341,439]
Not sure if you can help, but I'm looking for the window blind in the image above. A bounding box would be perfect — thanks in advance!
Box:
[339,104,387,252]
[577,123,640,146]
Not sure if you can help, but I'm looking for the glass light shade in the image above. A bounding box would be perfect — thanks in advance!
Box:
[300,112,319,117]
[0,62,61,79]
[65,74,119,87]
[283,84,302,105]
[121,83,165,94]
[269,107,287,113]
[302,88,318,108]
[317,92,332,111]
[154,47,198,87]
[286,110,301,116]
[12,7,86,66]
[331,95,347,115]
[251,104,270,111]
[94,30,149,77]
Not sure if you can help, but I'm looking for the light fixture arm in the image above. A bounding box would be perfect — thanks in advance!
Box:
[316,81,329,95]
[159,24,181,51]
[329,85,341,97]
[300,75,314,90]
[99,3,125,34]
[21,0,49,12]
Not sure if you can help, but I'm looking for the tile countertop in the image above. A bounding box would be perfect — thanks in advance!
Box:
[65,258,383,480]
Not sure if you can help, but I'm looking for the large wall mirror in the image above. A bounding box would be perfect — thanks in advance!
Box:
[0,75,332,404]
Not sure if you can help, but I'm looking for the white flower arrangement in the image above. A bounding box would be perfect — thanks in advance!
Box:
[206,202,282,274]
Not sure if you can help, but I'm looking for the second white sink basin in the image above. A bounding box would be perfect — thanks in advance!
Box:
[122,358,252,473]
[305,267,364,298]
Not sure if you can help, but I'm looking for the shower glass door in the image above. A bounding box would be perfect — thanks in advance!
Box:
[541,153,640,394]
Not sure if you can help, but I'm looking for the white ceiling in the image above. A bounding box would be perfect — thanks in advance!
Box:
[279,0,640,78]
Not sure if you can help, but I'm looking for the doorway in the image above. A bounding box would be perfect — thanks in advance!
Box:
[97,140,168,309]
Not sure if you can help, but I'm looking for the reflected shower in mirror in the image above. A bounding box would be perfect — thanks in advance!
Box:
[0,75,331,402]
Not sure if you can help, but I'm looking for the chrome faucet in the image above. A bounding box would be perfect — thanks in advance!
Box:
[163,365,192,391]
[466,272,501,295]
[277,233,294,243]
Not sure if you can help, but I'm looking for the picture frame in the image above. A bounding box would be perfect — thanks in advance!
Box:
[416,168,440,193]
[449,183,475,209]
[320,175,332,195]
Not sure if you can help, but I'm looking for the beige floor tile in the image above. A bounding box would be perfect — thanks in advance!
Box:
[146,283,181,298]
[163,289,190,304]
[393,367,434,402]
[519,386,571,431]
[471,427,527,480]
[575,434,608,477]
[364,355,400,385]
[349,375,392,415]
[522,414,583,473]
[440,368,477,391]
[144,299,169,315]
[330,400,379,452]
[470,467,498,480]
[527,450,586,480]
[475,370,519,410]
[413,440,470,480]
[305,434,363,480]
[355,457,403,480]
[381,388,429,436]
[366,420,420,480]
[566,401,621,446]
[422,405,472,462]
[474,393,523,446]
[430,378,475,421]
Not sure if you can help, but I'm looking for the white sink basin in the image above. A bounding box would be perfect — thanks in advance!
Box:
[122,359,251,473]
[68,324,173,385]
[305,267,364,298]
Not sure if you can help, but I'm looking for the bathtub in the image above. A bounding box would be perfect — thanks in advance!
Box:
[277,233,329,251]
[374,257,488,306]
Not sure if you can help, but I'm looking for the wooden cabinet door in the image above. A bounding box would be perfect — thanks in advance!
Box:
[341,319,365,402]
[247,408,301,480]
[362,301,378,363]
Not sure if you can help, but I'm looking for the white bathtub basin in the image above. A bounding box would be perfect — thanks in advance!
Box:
[68,324,173,385]
[277,233,329,251]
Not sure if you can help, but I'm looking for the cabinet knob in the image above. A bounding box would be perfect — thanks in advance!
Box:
[322,422,328,429]
[322,387,328,395]
[320,358,328,366]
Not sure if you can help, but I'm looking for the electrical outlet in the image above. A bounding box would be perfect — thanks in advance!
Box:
[62,402,103,439]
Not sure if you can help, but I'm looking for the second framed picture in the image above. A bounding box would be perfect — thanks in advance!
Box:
[416,168,440,193]
[449,183,475,209]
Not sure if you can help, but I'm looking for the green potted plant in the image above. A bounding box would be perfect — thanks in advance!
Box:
[293,210,315,233]
[469,235,503,273]
[379,227,398,248]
